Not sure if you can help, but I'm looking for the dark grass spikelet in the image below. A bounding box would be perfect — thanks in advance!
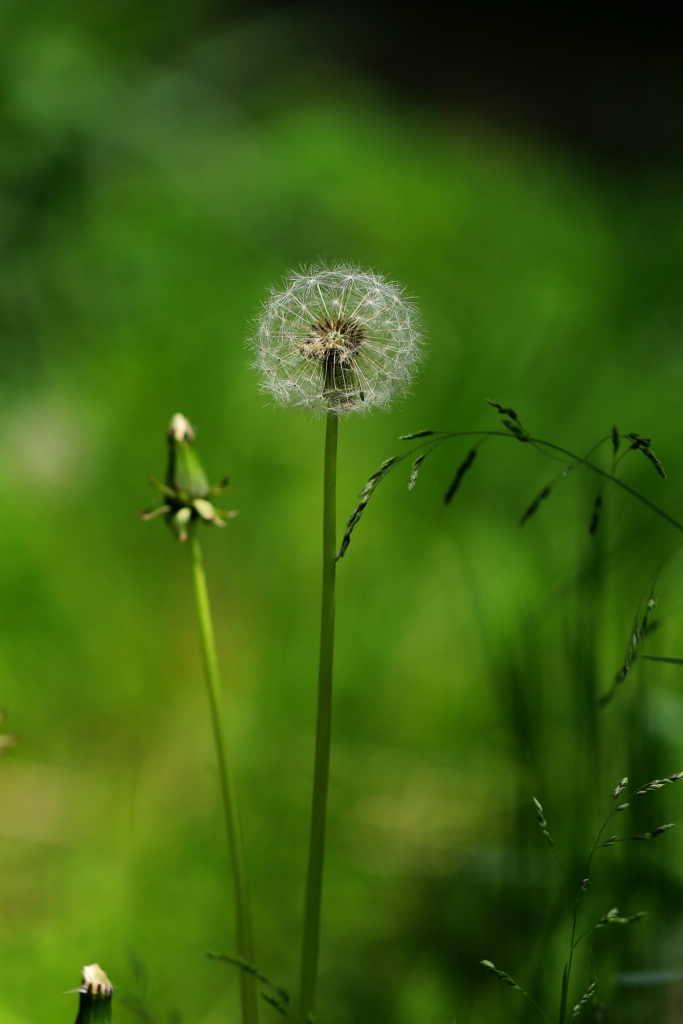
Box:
[408,454,426,490]
[480,961,523,991]
[487,399,530,441]
[400,430,436,440]
[627,432,667,478]
[572,980,596,1020]
[594,908,645,927]
[519,484,553,526]
[444,448,478,504]
[337,455,402,559]
[614,777,628,797]
[600,595,658,706]
[486,400,519,422]
[533,797,554,847]
[589,494,602,536]
[612,426,620,457]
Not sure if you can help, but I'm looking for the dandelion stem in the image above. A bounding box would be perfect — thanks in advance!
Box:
[299,410,339,1024]
[190,533,258,1024]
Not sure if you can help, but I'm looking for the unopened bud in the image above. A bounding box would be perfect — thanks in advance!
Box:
[74,965,113,1023]
[139,415,237,541]
[166,414,208,500]
[168,413,195,444]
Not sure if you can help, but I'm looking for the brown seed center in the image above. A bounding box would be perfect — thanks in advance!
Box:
[299,317,365,364]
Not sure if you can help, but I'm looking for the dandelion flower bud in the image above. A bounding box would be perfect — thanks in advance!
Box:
[251,264,423,414]
[166,414,208,500]
[73,964,113,1023]
[138,414,237,541]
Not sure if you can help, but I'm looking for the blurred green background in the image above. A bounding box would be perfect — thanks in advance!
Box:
[3,3,683,1022]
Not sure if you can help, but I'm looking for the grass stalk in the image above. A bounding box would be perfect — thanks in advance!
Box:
[298,410,339,1024]
[190,533,259,1024]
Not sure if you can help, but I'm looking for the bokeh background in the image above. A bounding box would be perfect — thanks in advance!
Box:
[2,3,683,1022]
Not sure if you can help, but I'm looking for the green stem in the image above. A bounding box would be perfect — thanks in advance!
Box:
[74,994,112,1024]
[299,411,339,1024]
[559,800,617,1023]
[190,533,259,1024]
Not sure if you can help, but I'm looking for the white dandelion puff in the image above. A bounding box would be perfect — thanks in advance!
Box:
[250,263,423,414]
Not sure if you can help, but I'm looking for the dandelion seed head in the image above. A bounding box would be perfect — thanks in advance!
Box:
[250,263,423,414]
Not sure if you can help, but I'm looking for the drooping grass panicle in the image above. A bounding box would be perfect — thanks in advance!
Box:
[339,401,683,561]
[250,264,423,415]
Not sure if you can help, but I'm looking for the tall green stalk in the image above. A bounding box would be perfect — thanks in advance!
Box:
[191,533,259,1024]
[298,410,338,1024]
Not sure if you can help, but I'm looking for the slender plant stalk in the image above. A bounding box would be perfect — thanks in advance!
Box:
[299,410,339,1024]
[190,533,259,1024]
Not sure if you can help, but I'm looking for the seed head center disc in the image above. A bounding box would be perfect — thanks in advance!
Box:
[300,317,365,364]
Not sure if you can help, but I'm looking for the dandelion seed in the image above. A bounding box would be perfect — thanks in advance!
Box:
[251,264,422,414]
